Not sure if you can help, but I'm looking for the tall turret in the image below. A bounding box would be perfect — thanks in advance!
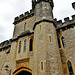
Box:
[33,0,64,75]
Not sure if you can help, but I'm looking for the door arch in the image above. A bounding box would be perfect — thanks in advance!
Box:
[17,70,32,75]
[13,67,32,75]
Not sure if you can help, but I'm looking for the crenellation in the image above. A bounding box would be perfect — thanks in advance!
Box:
[54,19,62,26]
[72,15,75,20]
[0,40,11,50]
[64,17,70,23]
[19,14,24,19]
[14,9,34,24]
[30,9,34,14]
[56,20,62,25]
[54,18,57,22]
[14,16,19,22]
[72,2,75,10]
[32,0,54,9]
[55,14,75,29]
[24,11,30,16]
[55,20,62,28]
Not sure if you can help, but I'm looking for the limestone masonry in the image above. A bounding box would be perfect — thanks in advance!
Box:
[0,0,75,75]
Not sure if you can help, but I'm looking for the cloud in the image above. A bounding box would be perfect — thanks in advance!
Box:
[0,0,32,43]
[53,0,75,21]
[0,0,75,43]
[0,34,7,43]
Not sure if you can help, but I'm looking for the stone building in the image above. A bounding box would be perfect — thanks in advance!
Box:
[0,0,75,75]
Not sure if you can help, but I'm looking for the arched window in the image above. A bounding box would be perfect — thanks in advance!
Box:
[18,41,21,53]
[67,61,74,75]
[24,39,27,52]
[24,23,26,30]
[61,36,66,48]
[30,39,33,51]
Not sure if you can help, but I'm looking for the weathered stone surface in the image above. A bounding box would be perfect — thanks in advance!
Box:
[0,0,75,75]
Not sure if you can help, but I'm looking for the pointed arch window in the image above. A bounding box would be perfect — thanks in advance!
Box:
[61,36,66,48]
[30,39,33,51]
[18,41,21,53]
[67,61,74,75]
[24,23,26,30]
[24,39,27,52]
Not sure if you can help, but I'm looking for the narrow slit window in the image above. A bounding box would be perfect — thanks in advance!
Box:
[24,23,26,30]
[67,61,74,75]
[41,62,43,70]
[49,36,51,42]
[40,25,41,30]
[24,39,27,52]
[61,36,66,48]
[30,39,33,51]
[18,41,21,53]
[58,38,61,48]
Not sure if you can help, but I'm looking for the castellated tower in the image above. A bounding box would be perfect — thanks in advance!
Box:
[0,0,75,75]
[33,0,63,75]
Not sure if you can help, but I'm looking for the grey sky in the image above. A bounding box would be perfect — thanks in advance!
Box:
[0,0,75,43]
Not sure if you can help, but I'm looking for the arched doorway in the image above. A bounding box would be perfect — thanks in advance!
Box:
[17,70,32,75]
[13,67,32,75]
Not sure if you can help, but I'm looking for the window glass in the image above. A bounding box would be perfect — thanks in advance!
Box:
[61,36,66,48]
[68,61,74,75]
[25,23,26,30]
[24,39,27,52]
[18,41,21,53]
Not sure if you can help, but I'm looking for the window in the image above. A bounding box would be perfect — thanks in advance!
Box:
[18,41,21,53]
[49,36,51,42]
[41,62,43,70]
[67,61,74,75]
[30,39,33,51]
[40,25,41,30]
[48,34,52,43]
[61,36,66,48]
[24,39,27,52]
[24,23,26,30]
[58,38,61,48]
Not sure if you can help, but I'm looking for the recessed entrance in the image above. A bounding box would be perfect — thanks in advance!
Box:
[13,67,32,75]
[17,70,32,75]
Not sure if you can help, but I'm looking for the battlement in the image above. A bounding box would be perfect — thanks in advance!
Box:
[72,2,75,10]
[32,0,54,9]
[0,39,11,50]
[54,14,75,30]
[13,9,34,25]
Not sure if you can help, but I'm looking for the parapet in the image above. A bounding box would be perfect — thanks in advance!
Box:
[32,0,54,9]
[54,18,62,27]
[13,9,34,25]
[54,14,75,31]
[0,39,11,50]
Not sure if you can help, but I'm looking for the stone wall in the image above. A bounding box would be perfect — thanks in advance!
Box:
[62,26,75,74]
[13,16,35,38]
